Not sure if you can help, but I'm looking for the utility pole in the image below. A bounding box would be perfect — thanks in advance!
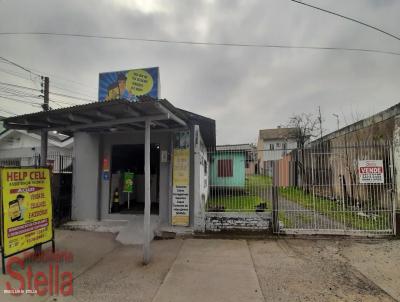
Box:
[36,76,49,256]
[40,76,49,166]
[42,76,49,111]
[318,106,323,139]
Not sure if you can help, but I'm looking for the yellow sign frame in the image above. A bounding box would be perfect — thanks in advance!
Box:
[0,167,55,274]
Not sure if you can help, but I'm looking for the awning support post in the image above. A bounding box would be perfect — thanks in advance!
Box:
[143,119,151,264]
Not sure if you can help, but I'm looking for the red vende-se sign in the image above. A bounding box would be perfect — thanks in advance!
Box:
[358,160,384,184]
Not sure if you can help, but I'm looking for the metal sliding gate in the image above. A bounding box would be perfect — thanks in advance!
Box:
[206,141,396,236]
[272,141,396,236]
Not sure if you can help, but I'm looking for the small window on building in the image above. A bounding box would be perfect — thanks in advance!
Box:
[282,143,287,150]
[218,159,233,177]
[269,144,275,150]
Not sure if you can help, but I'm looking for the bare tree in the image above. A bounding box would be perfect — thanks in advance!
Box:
[287,112,321,193]
[287,112,321,148]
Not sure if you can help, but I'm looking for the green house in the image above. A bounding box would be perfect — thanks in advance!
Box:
[210,145,251,189]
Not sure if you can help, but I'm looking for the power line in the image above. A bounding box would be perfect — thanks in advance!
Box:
[0,67,35,81]
[41,73,97,93]
[0,81,41,92]
[0,32,399,56]
[51,83,96,99]
[0,55,96,99]
[288,0,400,42]
[0,88,41,99]
[0,56,41,77]
[0,95,42,107]
[49,98,83,106]
[49,91,93,103]
[0,55,97,96]
[0,80,93,103]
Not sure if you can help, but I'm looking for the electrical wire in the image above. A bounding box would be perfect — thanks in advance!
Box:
[0,86,42,99]
[0,56,41,77]
[0,55,96,100]
[49,97,87,106]
[40,73,97,94]
[0,32,399,56]
[50,83,96,99]
[0,95,42,107]
[0,67,35,81]
[49,91,92,103]
[288,0,400,42]
[0,80,93,103]
[0,81,41,92]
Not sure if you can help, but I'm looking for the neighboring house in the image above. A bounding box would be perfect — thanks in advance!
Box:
[0,128,73,172]
[210,144,256,189]
[257,127,298,176]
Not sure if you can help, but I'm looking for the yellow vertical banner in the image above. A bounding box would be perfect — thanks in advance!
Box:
[172,148,190,226]
[1,168,53,257]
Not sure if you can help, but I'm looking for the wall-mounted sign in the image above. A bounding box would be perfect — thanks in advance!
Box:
[0,168,54,270]
[103,171,110,181]
[103,158,110,171]
[172,131,190,226]
[358,160,384,184]
[98,67,160,102]
[123,172,134,193]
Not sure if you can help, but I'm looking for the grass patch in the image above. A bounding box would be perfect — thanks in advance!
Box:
[245,175,272,187]
[206,175,273,212]
[279,187,391,231]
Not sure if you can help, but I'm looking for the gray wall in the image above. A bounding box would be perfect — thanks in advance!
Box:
[72,132,100,221]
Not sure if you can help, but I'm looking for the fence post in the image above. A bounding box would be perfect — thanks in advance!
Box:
[272,186,279,234]
[392,116,400,235]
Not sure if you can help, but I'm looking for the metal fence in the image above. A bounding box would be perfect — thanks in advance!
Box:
[206,141,396,236]
[207,146,271,212]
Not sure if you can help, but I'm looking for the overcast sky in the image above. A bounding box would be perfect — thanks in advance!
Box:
[0,0,399,144]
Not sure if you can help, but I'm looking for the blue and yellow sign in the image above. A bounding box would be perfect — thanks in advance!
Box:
[98,67,159,102]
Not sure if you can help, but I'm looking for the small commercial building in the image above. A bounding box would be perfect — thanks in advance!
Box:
[2,98,215,233]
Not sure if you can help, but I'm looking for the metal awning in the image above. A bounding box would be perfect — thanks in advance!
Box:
[3,98,188,134]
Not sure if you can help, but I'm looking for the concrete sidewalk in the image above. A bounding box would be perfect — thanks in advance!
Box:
[1,230,399,302]
[152,239,263,302]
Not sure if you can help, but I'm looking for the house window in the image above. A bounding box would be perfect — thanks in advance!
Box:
[269,144,275,150]
[218,159,233,177]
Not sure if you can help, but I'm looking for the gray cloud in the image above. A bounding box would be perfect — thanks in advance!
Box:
[0,0,399,144]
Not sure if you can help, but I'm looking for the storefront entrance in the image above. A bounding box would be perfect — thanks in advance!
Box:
[109,144,160,214]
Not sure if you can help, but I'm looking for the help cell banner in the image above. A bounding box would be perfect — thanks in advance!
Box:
[1,168,53,257]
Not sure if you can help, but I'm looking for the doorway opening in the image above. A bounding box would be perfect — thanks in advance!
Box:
[109,144,160,214]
